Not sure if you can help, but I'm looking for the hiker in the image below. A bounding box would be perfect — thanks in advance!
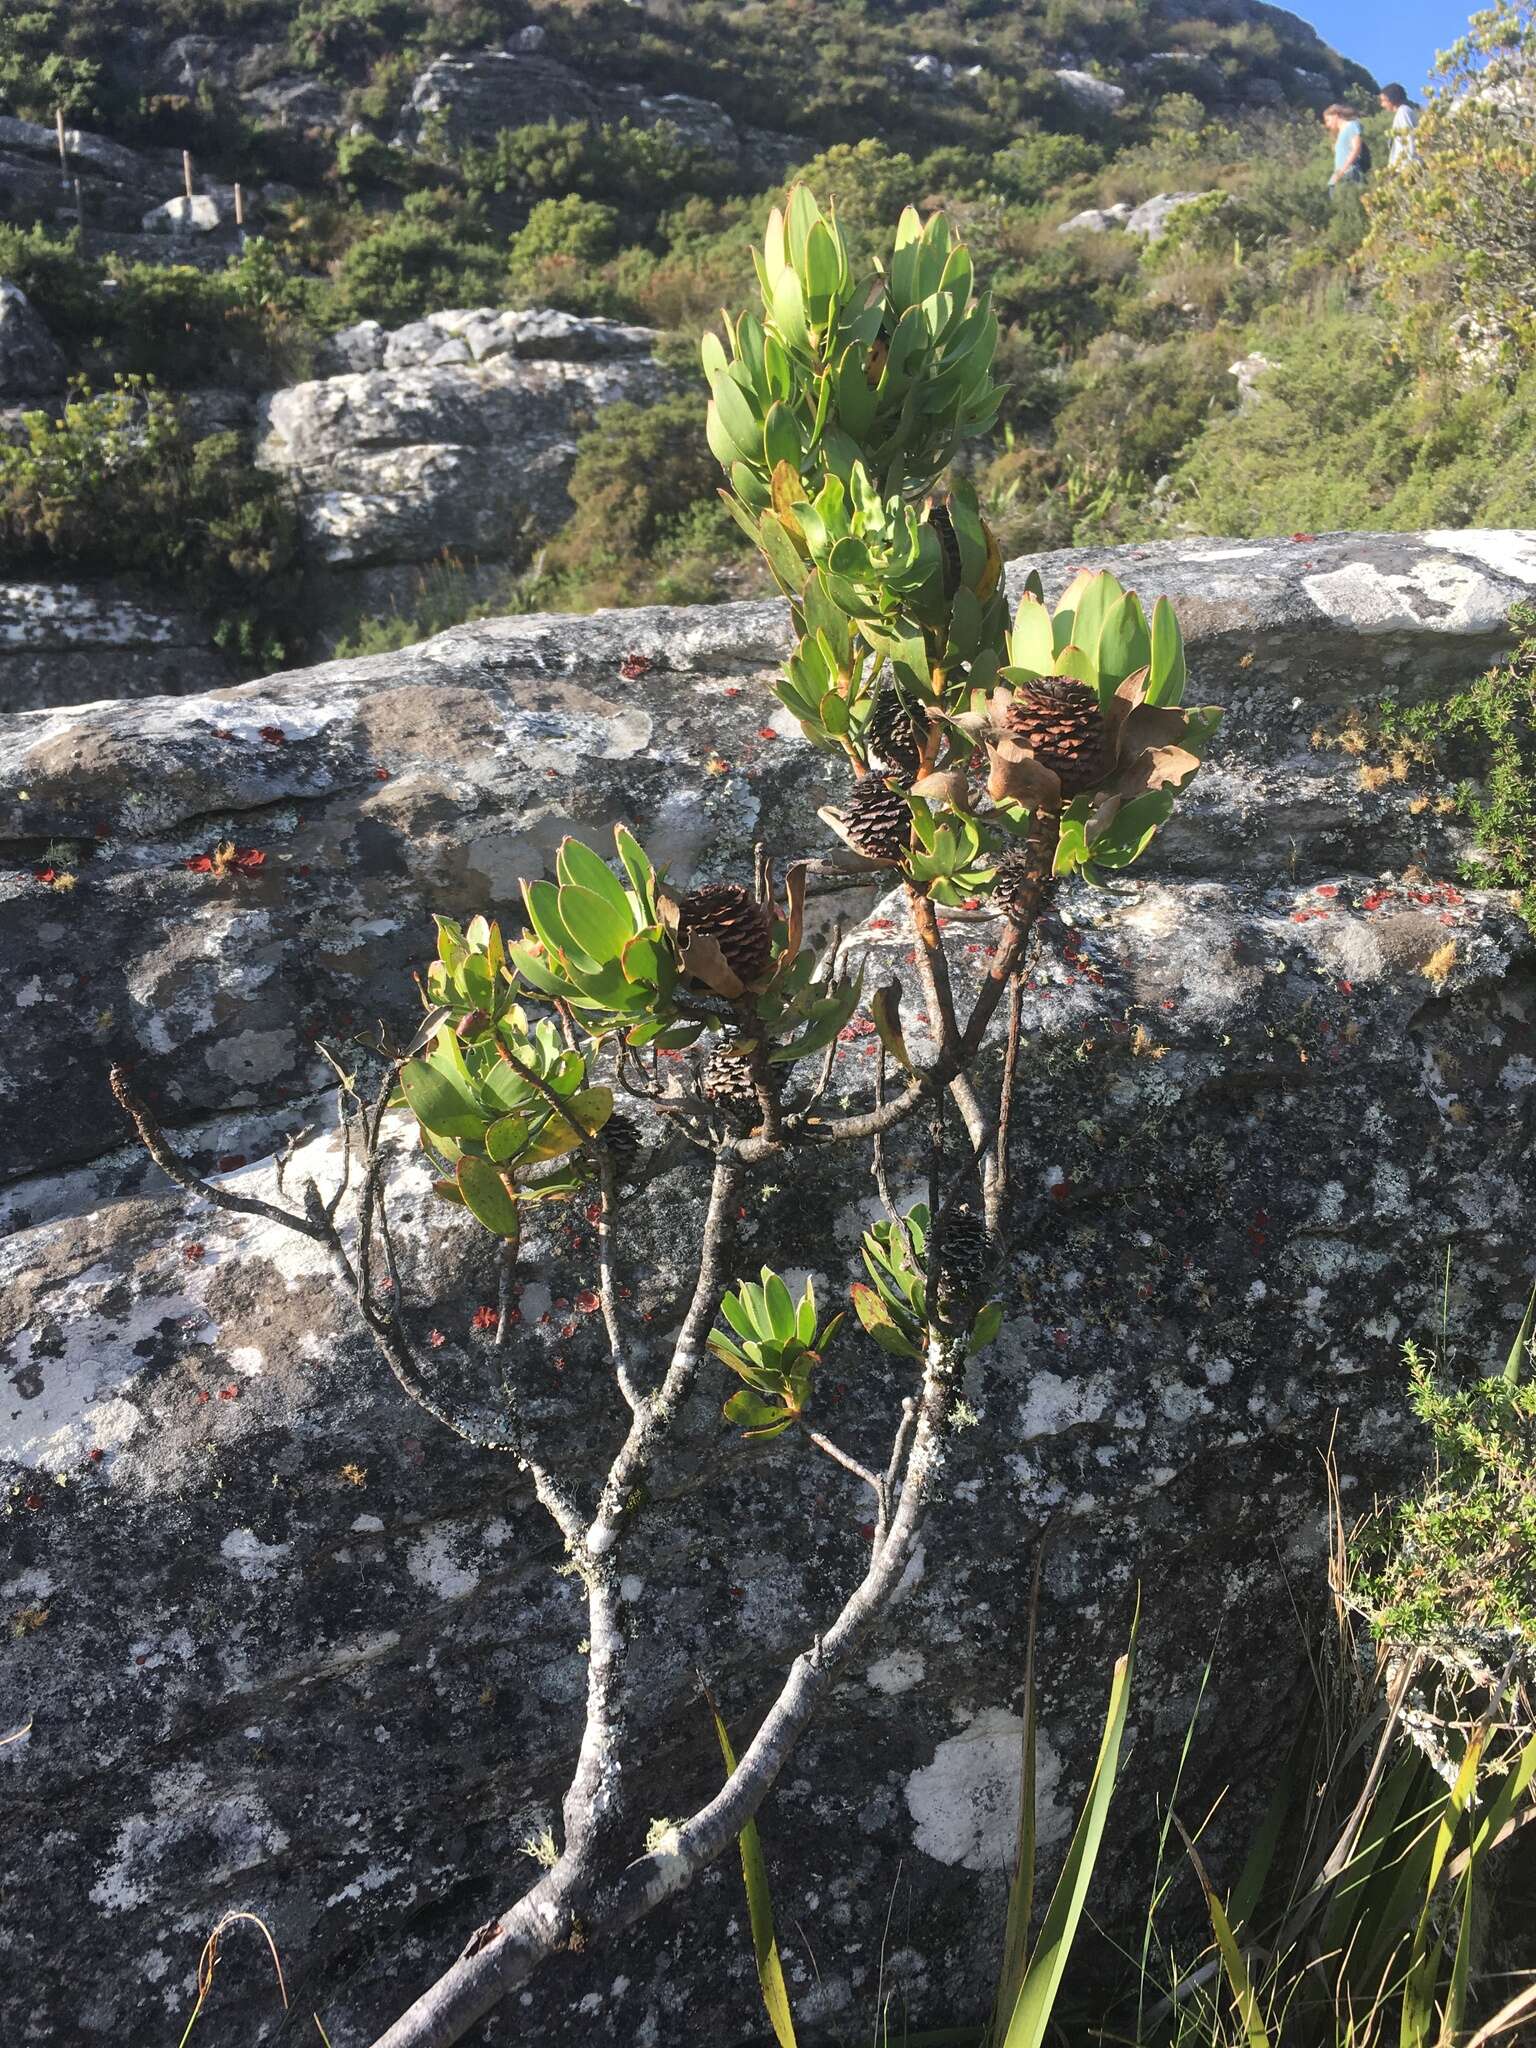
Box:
[1323,102,1368,196]
[1380,82,1420,166]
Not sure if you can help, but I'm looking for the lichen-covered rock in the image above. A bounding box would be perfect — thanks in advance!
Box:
[2,530,1535,2047]
[0,280,67,400]
[255,317,666,569]
[0,580,235,716]
[1053,67,1128,111]
[141,191,222,235]
[1125,190,1222,239]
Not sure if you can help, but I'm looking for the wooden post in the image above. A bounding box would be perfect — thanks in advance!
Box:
[182,149,194,200]
[233,182,244,228]
[55,106,68,183]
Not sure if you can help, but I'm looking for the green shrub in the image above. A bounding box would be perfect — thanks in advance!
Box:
[1055,329,1235,483]
[990,127,1103,205]
[0,380,299,658]
[509,195,620,273]
[539,392,752,610]
[331,211,505,324]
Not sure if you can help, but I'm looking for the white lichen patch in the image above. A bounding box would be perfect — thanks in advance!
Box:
[905,1707,1067,1870]
[866,1649,925,1695]
[89,1766,290,1916]
[219,1528,291,1583]
[405,1527,481,1601]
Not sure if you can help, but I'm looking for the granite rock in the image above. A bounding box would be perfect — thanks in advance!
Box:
[3,530,1535,2047]
[0,581,236,717]
[255,315,666,569]
[0,281,67,400]
[1125,190,1222,240]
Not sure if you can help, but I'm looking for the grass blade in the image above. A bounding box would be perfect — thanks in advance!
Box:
[711,1696,799,2048]
[988,1540,1046,2044]
[1174,1813,1272,2048]
[1504,1282,1536,1384]
[1000,1597,1139,2048]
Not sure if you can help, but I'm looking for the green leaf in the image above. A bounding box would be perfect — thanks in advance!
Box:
[398,1058,485,1142]
[613,824,657,916]
[763,401,802,470]
[557,883,635,966]
[1001,1603,1138,2048]
[795,1280,818,1348]
[1148,596,1187,708]
[456,1154,522,1242]
[708,1691,799,2048]
[723,1390,795,1438]
[1009,595,1054,678]
[871,982,914,1071]
[557,838,634,924]
[711,372,762,464]
[762,1270,796,1343]
[850,1283,922,1358]
[1096,594,1151,699]
[1504,1283,1536,1384]
[484,1112,530,1164]
[969,1302,1003,1352]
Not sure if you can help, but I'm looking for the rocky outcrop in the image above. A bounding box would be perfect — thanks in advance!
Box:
[3,530,1534,2045]
[255,310,667,570]
[0,282,67,400]
[395,45,794,179]
[1057,202,1133,233]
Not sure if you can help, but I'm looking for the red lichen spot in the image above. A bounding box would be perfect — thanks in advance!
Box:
[858,1521,877,1543]
[471,1305,498,1332]
[1290,532,1316,542]
[183,1242,206,1263]
[1160,998,1176,1011]
[757,725,778,741]
[23,1493,43,1511]
[1050,1179,1073,1203]
[722,684,742,697]
[619,652,654,680]
[212,727,236,741]
[1337,978,1354,995]
[196,1390,210,1405]
[545,767,560,779]
[585,1201,603,1223]
[428,1329,446,1349]
[1315,884,1339,898]
[374,767,390,782]
[217,1154,246,1172]
[32,865,58,883]
[218,1385,239,1401]
[1053,1329,1070,1349]
[1362,891,1387,911]
[576,1290,600,1314]
[259,725,286,746]
[95,821,110,838]
[88,1447,104,1464]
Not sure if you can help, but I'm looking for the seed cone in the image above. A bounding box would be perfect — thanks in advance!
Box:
[1005,677,1106,796]
[932,1205,995,1316]
[989,814,1061,928]
[827,777,911,863]
[699,1039,775,1123]
[597,1110,642,1187]
[677,883,773,985]
[866,683,923,784]
[924,493,963,600]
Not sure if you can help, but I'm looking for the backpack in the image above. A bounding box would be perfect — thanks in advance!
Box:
[1356,135,1373,174]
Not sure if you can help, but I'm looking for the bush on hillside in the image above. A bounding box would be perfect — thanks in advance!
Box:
[331,207,505,324]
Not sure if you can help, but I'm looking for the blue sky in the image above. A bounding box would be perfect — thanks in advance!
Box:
[1299,1,1477,92]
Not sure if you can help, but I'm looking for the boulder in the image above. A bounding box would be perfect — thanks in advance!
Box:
[1229,350,1277,407]
[1125,189,1221,239]
[0,581,235,715]
[0,282,67,401]
[1053,68,1128,112]
[255,313,666,569]
[3,531,1535,2047]
[0,112,148,185]
[141,192,222,235]
[1057,203,1132,233]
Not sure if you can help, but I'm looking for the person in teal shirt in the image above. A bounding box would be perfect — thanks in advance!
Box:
[1323,103,1366,197]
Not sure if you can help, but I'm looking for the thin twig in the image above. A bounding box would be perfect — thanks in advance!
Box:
[800,1423,885,1501]
[109,1066,327,1240]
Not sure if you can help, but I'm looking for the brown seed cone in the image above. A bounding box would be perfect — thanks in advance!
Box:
[932,1205,995,1316]
[989,813,1060,928]
[594,1110,642,1187]
[677,883,773,985]
[866,683,923,784]
[699,1040,776,1122]
[1005,677,1107,795]
[829,777,912,862]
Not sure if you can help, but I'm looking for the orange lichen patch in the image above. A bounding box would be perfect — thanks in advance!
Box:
[1421,940,1459,988]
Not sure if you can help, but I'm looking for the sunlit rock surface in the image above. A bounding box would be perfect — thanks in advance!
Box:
[2,531,1534,2046]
